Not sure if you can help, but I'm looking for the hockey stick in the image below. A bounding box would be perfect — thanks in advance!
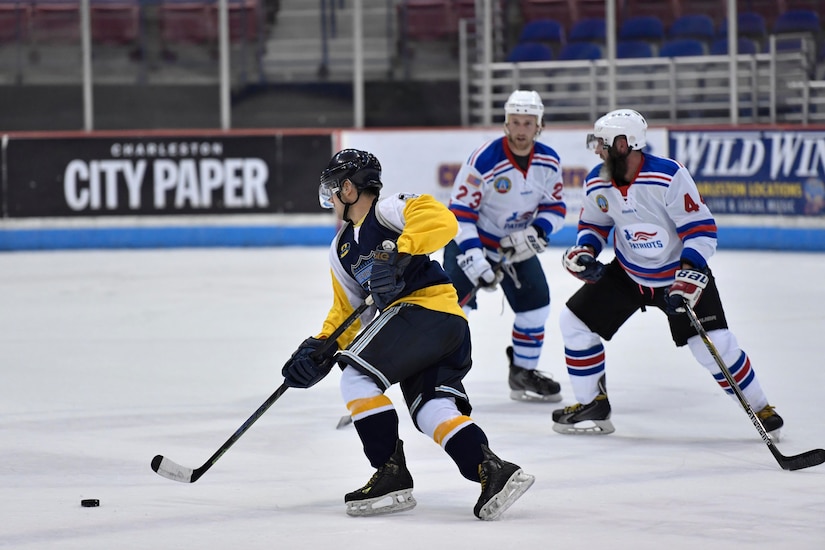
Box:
[459,263,508,308]
[152,296,374,483]
[683,302,825,471]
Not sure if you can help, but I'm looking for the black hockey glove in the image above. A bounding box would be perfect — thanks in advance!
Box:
[563,245,606,283]
[369,241,412,310]
[665,268,709,316]
[281,336,338,389]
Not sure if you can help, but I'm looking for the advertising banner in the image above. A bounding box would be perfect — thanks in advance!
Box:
[670,130,825,217]
[339,126,669,221]
[4,133,332,217]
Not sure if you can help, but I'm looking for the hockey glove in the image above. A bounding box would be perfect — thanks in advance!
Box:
[499,225,547,263]
[665,268,709,315]
[563,245,606,283]
[457,247,502,290]
[281,336,338,388]
[369,240,412,310]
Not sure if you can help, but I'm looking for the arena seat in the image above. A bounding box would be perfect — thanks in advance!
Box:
[568,17,605,44]
[506,41,553,62]
[398,0,455,41]
[0,1,30,43]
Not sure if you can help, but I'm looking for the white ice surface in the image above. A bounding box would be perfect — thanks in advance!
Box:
[1,247,823,549]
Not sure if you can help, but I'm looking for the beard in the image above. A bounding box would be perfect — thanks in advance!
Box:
[600,148,631,186]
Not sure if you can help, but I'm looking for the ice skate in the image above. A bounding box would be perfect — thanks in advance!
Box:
[552,394,614,434]
[507,347,562,402]
[473,444,535,521]
[345,440,416,517]
[757,404,784,442]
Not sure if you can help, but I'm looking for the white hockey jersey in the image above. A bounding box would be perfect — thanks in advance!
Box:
[448,137,566,260]
[577,153,717,287]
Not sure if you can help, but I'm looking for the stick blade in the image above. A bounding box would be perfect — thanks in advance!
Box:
[151,454,196,483]
[779,448,825,471]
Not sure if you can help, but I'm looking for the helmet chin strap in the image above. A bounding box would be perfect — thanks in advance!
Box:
[336,186,362,223]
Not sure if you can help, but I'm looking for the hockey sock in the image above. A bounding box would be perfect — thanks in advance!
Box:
[564,343,606,404]
[443,421,489,482]
[512,307,549,369]
[349,395,400,468]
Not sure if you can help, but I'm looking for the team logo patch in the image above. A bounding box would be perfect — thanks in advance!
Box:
[339,242,351,258]
[493,177,512,194]
[351,252,375,290]
[596,194,609,212]
[622,223,668,257]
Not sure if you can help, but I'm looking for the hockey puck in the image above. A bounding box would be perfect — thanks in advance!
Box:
[80,499,99,508]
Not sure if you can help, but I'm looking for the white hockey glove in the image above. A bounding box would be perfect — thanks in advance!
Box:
[499,225,547,263]
[457,248,502,289]
[665,268,709,315]
[562,245,606,283]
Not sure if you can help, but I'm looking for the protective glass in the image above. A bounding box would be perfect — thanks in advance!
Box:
[586,133,603,151]
[318,181,339,209]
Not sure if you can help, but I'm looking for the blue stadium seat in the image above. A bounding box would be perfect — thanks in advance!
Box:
[558,41,602,60]
[619,15,665,43]
[617,39,654,58]
[710,37,759,55]
[569,17,605,43]
[679,0,727,25]
[669,14,716,43]
[773,9,821,34]
[506,42,554,62]
[717,12,768,45]
[518,18,564,44]
[659,38,706,57]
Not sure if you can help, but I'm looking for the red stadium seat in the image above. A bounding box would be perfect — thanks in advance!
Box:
[623,0,681,27]
[159,0,214,45]
[576,0,606,21]
[519,0,576,30]
[737,0,784,29]
[398,0,455,41]
[90,1,140,45]
[31,0,80,44]
[0,2,31,44]
[207,0,260,43]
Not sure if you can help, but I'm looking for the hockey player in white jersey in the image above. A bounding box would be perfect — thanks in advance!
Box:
[444,90,567,403]
[552,109,784,439]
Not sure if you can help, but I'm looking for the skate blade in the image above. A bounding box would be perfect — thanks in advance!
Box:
[552,419,615,435]
[767,427,781,443]
[345,489,416,517]
[509,389,562,403]
[477,469,535,521]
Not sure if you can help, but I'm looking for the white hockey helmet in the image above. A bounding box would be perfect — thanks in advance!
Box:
[589,108,648,150]
[504,90,544,125]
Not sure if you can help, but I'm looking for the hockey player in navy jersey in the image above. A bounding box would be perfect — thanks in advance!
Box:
[553,109,784,439]
[281,149,534,520]
[444,90,567,403]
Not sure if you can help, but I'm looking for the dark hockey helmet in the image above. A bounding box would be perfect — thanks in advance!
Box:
[318,149,383,208]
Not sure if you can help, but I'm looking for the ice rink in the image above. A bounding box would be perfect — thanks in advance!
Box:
[1,246,823,549]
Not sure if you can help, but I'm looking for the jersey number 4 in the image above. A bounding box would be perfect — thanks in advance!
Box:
[683,193,703,212]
